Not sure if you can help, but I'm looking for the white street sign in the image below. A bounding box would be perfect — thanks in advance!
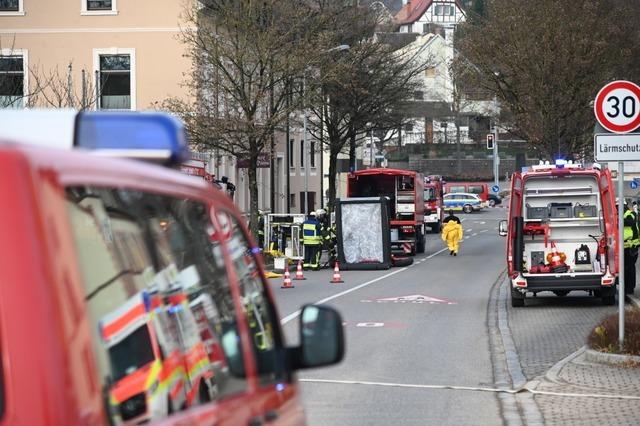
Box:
[594,133,640,161]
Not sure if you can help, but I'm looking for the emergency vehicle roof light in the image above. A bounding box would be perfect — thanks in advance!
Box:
[142,291,152,312]
[555,159,567,169]
[74,111,189,165]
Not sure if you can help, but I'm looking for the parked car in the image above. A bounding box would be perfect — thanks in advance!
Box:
[443,192,483,213]
[487,193,502,207]
[444,182,490,207]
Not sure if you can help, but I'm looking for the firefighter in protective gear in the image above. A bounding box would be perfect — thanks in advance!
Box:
[623,203,639,295]
[441,211,463,256]
[302,211,322,269]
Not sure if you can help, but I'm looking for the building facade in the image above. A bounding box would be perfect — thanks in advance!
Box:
[0,0,192,110]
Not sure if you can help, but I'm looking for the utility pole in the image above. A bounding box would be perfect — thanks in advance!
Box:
[492,122,499,188]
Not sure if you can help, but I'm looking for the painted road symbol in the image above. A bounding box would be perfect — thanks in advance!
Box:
[361,294,457,305]
[594,80,640,133]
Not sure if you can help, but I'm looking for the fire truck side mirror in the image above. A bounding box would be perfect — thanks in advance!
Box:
[498,220,508,237]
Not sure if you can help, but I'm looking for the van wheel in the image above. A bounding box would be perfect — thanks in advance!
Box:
[511,289,525,307]
[489,199,496,207]
[463,205,473,214]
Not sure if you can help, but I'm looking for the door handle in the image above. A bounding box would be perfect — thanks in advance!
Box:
[248,417,262,426]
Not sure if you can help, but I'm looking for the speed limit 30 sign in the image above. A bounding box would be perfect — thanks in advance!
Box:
[594,80,640,133]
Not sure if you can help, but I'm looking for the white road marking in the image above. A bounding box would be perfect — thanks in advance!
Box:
[356,322,385,327]
[280,266,409,325]
[466,228,473,233]
[472,233,478,237]
[299,378,640,400]
[281,228,485,325]
[480,229,488,234]
[426,247,449,259]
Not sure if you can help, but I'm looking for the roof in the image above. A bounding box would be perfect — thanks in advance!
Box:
[394,0,465,25]
[352,167,420,177]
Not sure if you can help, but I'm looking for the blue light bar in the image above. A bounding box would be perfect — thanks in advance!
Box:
[74,111,189,165]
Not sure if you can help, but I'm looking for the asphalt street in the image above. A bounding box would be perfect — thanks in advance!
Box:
[270,208,509,425]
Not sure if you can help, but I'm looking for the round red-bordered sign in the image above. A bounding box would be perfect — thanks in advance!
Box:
[594,80,640,133]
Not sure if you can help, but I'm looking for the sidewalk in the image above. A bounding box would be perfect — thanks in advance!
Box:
[528,295,640,425]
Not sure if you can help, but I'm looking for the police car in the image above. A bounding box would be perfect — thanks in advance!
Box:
[0,109,344,426]
[443,192,483,213]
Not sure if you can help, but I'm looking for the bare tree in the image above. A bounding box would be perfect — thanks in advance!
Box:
[163,0,330,238]
[29,62,99,109]
[305,1,431,209]
[1,38,99,109]
[457,0,640,158]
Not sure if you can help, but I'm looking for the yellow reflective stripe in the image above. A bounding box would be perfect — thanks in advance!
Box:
[187,356,210,379]
[144,359,163,389]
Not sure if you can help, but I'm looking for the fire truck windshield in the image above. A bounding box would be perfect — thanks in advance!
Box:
[424,188,436,201]
[108,325,155,381]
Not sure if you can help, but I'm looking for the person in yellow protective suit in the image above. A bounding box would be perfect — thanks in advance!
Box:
[441,212,463,256]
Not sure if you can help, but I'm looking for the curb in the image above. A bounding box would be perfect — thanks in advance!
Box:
[584,348,640,365]
[544,346,586,385]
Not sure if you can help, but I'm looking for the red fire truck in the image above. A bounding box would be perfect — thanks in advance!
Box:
[423,175,445,233]
[499,160,619,307]
[347,168,425,254]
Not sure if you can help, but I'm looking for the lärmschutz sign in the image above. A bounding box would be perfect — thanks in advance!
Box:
[594,133,640,161]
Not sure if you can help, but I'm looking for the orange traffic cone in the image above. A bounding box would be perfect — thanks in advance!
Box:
[293,259,306,280]
[330,260,344,284]
[281,263,294,289]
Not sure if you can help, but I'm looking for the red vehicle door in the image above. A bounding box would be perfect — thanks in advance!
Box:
[598,169,619,274]
[213,209,305,426]
[507,173,523,276]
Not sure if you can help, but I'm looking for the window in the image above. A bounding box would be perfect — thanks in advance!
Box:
[66,187,249,423]
[310,141,316,168]
[468,185,484,194]
[87,0,111,10]
[0,0,22,14]
[98,54,132,109]
[0,54,25,109]
[289,139,294,168]
[414,91,424,100]
[405,123,414,132]
[450,185,466,193]
[290,194,296,208]
[407,24,413,33]
[220,211,284,385]
[434,4,455,16]
[300,139,305,168]
[82,0,117,14]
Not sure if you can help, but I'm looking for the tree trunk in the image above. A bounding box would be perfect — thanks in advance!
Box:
[349,126,356,172]
[328,148,339,212]
[248,153,259,242]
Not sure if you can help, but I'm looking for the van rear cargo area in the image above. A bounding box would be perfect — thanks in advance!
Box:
[520,175,605,290]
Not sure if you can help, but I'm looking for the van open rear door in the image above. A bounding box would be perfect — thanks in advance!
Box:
[506,173,523,276]
[598,169,619,275]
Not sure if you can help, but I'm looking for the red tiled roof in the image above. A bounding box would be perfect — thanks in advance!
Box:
[394,0,465,25]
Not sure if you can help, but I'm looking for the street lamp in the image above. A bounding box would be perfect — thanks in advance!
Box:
[303,44,350,215]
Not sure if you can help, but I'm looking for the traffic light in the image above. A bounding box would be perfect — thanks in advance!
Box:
[487,133,495,150]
